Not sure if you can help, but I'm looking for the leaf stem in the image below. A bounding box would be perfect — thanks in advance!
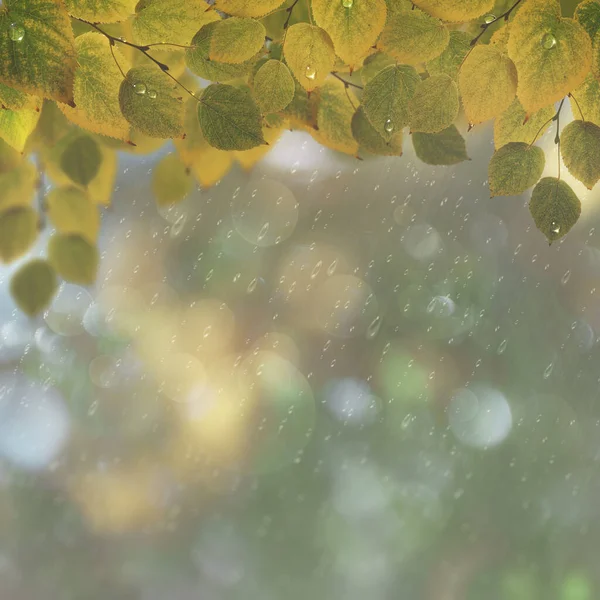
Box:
[470,0,524,46]
[555,97,565,180]
[568,92,585,121]
[331,72,364,90]
[528,98,565,148]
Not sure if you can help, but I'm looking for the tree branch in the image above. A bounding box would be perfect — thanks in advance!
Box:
[470,0,524,46]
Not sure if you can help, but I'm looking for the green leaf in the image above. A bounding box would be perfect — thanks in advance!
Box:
[426,30,471,80]
[529,177,581,243]
[0,160,37,211]
[571,74,600,126]
[494,98,554,149]
[574,0,600,40]
[152,153,193,207]
[64,0,137,23]
[214,0,286,17]
[198,84,265,151]
[0,81,39,111]
[131,0,219,47]
[560,120,600,189]
[360,52,395,85]
[488,142,545,197]
[508,0,592,113]
[281,79,318,130]
[283,23,336,92]
[459,45,517,125]
[10,259,57,316]
[378,6,449,66]
[59,32,130,141]
[312,77,358,156]
[412,0,494,22]
[48,233,99,285]
[209,17,266,64]
[0,106,40,152]
[351,107,403,156]
[311,0,387,67]
[361,64,420,140]
[0,0,77,104]
[408,75,459,134]
[0,206,38,263]
[412,126,469,166]
[253,60,295,113]
[119,66,184,139]
[186,21,259,82]
[60,135,102,187]
[47,186,100,242]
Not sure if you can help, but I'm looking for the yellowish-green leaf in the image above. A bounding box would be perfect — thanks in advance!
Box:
[280,79,318,131]
[0,206,38,263]
[362,64,420,140]
[152,153,192,207]
[10,259,57,316]
[560,120,600,189]
[214,0,286,18]
[253,60,295,113]
[360,52,395,86]
[234,125,281,169]
[60,135,102,187]
[494,98,554,149]
[489,23,511,51]
[508,0,591,113]
[0,137,21,173]
[186,21,259,82]
[571,74,600,126]
[209,17,266,64]
[198,84,265,151]
[351,106,403,156]
[408,75,459,134]
[131,0,219,47]
[48,233,99,285]
[0,0,77,104]
[0,160,36,211]
[283,23,335,92]
[459,45,517,125]
[427,30,471,80]
[64,0,137,23]
[47,186,100,241]
[412,126,469,166]
[29,100,72,149]
[411,0,494,22]
[0,81,39,111]
[311,0,387,67]
[59,33,130,141]
[575,0,600,40]
[488,142,545,197]
[529,177,581,243]
[378,6,449,66]
[312,77,358,156]
[119,66,184,139]
[192,146,233,187]
[0,106,40,152]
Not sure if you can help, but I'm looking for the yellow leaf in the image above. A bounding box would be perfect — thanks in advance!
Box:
[411,0,494,22]
[360,52,395,85]
[47,186,100,242]
[0,82,40,111]
[48,233,99,285]
[493,98,554,149]
[64,0,137,23]
[0,137,22,173]
[283,23,335,92]
[571,73,600,126]
[0,0,77,104]
[312,77,358,156]
[311,0,387,67]
[28,100,73,149]
[252,60,295,113]
[281,80,318,131]
[0,106,40,152]
[209,17,266,64]
[234,126,282,169]
[60,135,102,187]
[152,153,193,207]
[191,147,233,188]
[132,0,219,47]
[0,160,37,212]
[508,0,591,113]
[214,0,286,18]
[59,33,130,141]
[10,259,57,316]
[459,45,517,125]
[0,206,38,263]
[427,30,471,80]
[408,74,459,133]
[378,6,449,66]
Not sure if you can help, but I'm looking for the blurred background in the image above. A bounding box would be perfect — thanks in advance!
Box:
[2,101,600,599]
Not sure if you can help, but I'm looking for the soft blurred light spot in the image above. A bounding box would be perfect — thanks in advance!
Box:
[325,378,380,426]
[403,224,441,261]
[44,284,93,337]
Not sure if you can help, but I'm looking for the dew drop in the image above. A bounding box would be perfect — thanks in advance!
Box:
[133,82,147,95]
[342,0,353,6]
[551,220,560,234]
[541,33,557,49]
[483,14,496,24]
[9,23,25,42]
[305,65,316,80]
[147,89,158,99]
[384,119,394,133]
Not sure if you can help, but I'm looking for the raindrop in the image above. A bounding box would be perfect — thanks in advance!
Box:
[561,269,571,285]
[384,119,394,133]
[247,278,258,293]
[483,14,495,23]
[541,33,557,49]
[9,23,25,42]
[147,89,158,99]
[305,65,316,80]
[311,260,323,279]
[342,0,353,6]
[170,213,187,237]
[497,339,508,354]
[366,316,382,339]
[543,361,554,379]
[133,82,147,95]
[326,258,339,276]
[257,221,270,242]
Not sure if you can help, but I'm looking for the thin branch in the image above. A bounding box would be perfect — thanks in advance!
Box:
[470,0,524,46]
[528,99,566,148]
[331,71,364,90]
[109,41,127,80]
[555,97,565,180]
[143,41,197,49]
[568,92,585,121]
[284,0,300,30]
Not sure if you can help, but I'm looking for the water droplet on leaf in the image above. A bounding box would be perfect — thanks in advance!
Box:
[133,82,147,95]
[305,65,316,80]
[541,33,557,49]
[342,0,353,7]
[551,220,560,234]
[483,14,495,24]
[9,23,25,42]
[384,119,394,133]
[147,89,158,99]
